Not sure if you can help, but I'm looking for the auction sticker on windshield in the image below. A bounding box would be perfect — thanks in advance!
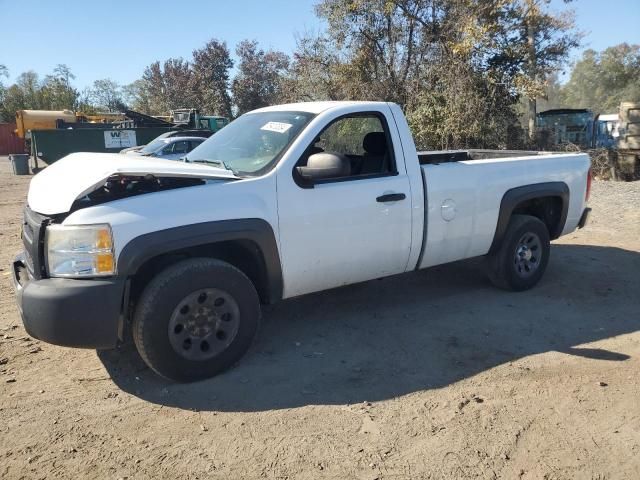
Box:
[260,122,292,134]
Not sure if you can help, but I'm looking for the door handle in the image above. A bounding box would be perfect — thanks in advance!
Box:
[376,193,406,203]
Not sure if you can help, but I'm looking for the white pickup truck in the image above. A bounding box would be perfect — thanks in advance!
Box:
[12,101,592,382]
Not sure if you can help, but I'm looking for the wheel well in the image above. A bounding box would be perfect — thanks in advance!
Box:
[128,240,271,312]
[512,196,564,239]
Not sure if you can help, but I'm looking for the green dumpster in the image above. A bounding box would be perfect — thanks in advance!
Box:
[30,127,178,165]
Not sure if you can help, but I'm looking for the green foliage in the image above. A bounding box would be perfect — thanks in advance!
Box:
[321,116,384,154]
[407,61,521,149]
[0,65,80,121]
[232,40,290,115]
[560,44,640,113]
[191,39,234,118]
[86,78,126,112]
[127,39,235,118]
[284,0,575,148]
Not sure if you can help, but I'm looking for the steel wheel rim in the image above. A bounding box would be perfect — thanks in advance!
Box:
[168,288,241,361]
[514,232,542,278]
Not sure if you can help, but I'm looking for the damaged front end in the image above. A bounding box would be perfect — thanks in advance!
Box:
[70,174,206,212]
[26,152,238,216]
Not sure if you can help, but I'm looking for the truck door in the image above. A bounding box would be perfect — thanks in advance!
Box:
[276,109,413,298]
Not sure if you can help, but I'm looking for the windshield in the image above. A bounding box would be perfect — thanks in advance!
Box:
[140,138,169,154]
[185,111,314,175]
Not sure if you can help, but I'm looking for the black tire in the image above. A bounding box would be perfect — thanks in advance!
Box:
[132,258,260,382]
[486,214,550,291]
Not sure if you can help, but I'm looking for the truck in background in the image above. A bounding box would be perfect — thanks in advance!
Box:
[171,108,229,132]
[536,109,595,148]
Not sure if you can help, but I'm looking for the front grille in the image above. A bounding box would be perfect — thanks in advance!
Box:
[22,207,49,279]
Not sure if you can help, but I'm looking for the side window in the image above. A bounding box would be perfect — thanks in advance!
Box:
[298,114,395,182]
[172,141,189,154]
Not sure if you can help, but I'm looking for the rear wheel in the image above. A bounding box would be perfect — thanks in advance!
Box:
[486,214,550,291]
[133,258,260,382]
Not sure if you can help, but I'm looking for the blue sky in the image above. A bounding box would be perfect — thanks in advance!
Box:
[1,0,638,89]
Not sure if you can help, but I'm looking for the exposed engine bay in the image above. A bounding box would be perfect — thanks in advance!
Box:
[70,174,206,212]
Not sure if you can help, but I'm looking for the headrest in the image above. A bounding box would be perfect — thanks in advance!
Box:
[363,132,387,155]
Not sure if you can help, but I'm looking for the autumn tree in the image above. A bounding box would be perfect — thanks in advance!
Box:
[560,44,640,113]
[137,62,167,114]
[86,78,125,112]
[191,39,234,118]
[40,64,78,110]
[163,58,196,110]
[491,0,580,138]
[287,34,347,101]
[232,40,290,114]
[1,71,40,121]
[122,79,153,114]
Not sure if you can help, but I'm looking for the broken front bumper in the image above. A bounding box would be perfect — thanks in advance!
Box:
[12,252,124,349]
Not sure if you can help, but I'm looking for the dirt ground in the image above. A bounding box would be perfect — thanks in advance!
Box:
[0,156,639,480]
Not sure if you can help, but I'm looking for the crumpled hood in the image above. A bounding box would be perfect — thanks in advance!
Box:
[28,152,236,215]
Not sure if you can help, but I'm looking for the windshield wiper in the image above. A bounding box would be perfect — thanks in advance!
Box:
[188,159,241,177]
[190,159,224,167]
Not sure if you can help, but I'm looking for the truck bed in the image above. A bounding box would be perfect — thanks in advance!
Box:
[418,149,551,165]
[417,151,591,270]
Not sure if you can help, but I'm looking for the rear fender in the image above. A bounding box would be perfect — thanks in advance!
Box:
[489,182,569,253]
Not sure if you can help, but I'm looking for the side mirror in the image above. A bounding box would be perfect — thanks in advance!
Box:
[296,153,351,185]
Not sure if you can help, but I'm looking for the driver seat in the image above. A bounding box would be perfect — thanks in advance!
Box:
[360,132,389,175]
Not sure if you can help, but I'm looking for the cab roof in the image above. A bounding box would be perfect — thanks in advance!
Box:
[250,101,392,115]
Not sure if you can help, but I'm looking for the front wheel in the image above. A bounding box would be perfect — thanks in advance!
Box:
[132,258,261,382]
[486,214,550,291]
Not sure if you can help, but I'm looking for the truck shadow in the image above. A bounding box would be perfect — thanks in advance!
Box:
[98,243,639,412]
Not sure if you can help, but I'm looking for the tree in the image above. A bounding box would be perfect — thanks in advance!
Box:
[0,65,82,119]
[191,39,234,118]
[560,44,640,113]
[41,64,79,110]
[0,71,43,121]
[87,78,126,112]
[536,71,563,112]
[0,65,8,120]
[139,61,168,114]
[123,79,153,114]
[310,0,427,106]
[487,0,580,138]
[290,0,526,148]
[130,58,195,115]
[288,0,578,147]
[162,58,196,110]
[232,40,290,114]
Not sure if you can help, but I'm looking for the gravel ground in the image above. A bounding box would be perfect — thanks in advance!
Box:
[0,156,639,479]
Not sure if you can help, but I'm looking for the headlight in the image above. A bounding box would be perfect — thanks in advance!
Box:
[45,224,115,277]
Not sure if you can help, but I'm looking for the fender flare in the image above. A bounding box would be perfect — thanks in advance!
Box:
[489,182,570,253]
[117,218,283,304]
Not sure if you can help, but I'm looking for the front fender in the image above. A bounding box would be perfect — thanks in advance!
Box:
[117,218,283,303]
